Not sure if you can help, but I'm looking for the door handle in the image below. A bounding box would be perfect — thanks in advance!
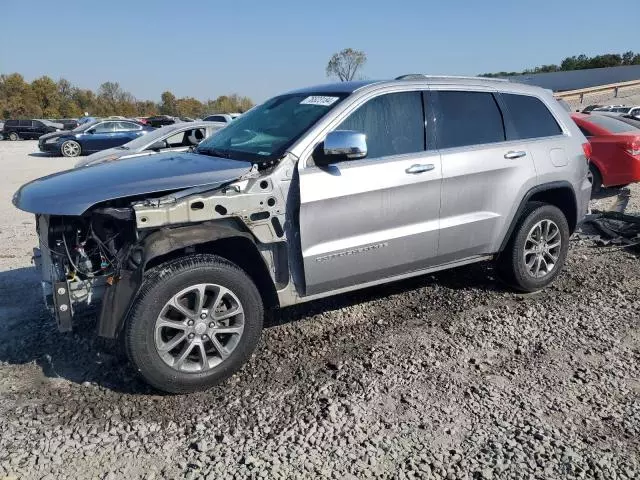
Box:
[504,150,527,159]
[405,163,435,174]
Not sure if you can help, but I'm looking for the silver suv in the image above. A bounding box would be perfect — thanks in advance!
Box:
[14,75,592,393]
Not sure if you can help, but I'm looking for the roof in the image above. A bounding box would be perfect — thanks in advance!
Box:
[286,76,547,96]
[504,65,640,92]
[286,80,378,95]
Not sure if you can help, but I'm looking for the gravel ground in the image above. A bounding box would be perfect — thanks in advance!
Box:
[0,141,638,480]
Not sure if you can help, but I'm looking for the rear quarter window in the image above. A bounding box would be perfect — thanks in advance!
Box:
[5,120,18,126]
[501,94,563,140]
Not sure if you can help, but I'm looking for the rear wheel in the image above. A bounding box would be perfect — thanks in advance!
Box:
[588,163,602,195]
[125,254,264,393]
[497,202,570,292]
[8,132,19,141]
[61,140,81,157]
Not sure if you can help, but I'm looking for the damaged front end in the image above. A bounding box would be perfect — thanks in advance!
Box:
[14,150,259,336]
[34,208,137,332]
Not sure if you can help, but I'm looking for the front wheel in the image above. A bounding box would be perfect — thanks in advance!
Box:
[497,203,570,292]
[125,254,264,393]
[61,140,81,157]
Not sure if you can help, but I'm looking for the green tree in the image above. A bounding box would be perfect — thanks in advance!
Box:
[176,97,204,118]
[32,76,61,118]
[326,48,367,82]
[159,91,177,116]
[72,88,98,116]
[135,100,158,116]
[57,78,81,117]
[0,73,41,118]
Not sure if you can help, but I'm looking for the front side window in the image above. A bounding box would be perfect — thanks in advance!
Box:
[209,115,226,122]
[501,93,563,139]
[433,91,505,149]
[336,91,425,159]
[196,92,348,163]
[93,122,115,133]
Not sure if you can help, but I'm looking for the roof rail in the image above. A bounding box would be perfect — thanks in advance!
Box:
[395,74,510,82]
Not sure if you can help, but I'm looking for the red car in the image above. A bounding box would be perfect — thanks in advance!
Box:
[571,113,640,192]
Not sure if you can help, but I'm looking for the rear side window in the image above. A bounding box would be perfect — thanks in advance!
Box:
[208,115,227,122]
[116,121,141,131]
[434,91,505,149]
[501,94,563,139]
[19,120,33,127]
[337,91,425,159]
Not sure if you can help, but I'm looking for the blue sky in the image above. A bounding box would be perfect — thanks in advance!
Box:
[1,0,638,103]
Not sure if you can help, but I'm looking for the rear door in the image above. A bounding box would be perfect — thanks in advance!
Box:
[298,90,442,295]
[33,120,47,137]
[433,89,536,262]
[115,121,145,145]
[20,120,35,138]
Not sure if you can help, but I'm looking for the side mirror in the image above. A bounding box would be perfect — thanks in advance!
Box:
[316,130,367,166]
[86,129,95,134]
[149,140,166,151]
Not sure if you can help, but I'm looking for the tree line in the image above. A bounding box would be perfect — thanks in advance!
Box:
[0,73,254,120]
[480,51,640,77]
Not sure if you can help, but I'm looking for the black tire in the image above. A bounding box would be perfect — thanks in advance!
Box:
[8,131,19,141]
[497,202,570,293]
[588,163,602,195]
[125,254,264,393]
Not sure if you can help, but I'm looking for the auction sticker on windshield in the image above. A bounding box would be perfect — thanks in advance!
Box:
[300,96,340,106]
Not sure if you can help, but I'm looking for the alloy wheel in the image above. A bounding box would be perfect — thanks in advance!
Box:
[523,219,561,278]
[154,283,245,372]
[62,141,81,157]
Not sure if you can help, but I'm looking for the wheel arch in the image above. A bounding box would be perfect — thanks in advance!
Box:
[498,181,578,252]
[588,157,606,185]
[97,222,279,339]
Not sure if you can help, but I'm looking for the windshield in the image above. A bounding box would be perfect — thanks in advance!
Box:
[589,114,639,134]
[196,92,348,162]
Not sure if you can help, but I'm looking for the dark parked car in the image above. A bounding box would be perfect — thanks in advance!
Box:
[581,104,603,113]
[38,119,153,157]
[146,115,176,128]
[2,119,63,140]
[55,119,80,130]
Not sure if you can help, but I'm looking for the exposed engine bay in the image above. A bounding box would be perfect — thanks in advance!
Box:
[36,209,138,331]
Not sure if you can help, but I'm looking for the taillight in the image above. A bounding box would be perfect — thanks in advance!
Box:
[582,142,592,160]
[624,139,640,156]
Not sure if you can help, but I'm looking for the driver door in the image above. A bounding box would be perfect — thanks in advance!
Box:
[298,90,442,295]
[84,121,117,152]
